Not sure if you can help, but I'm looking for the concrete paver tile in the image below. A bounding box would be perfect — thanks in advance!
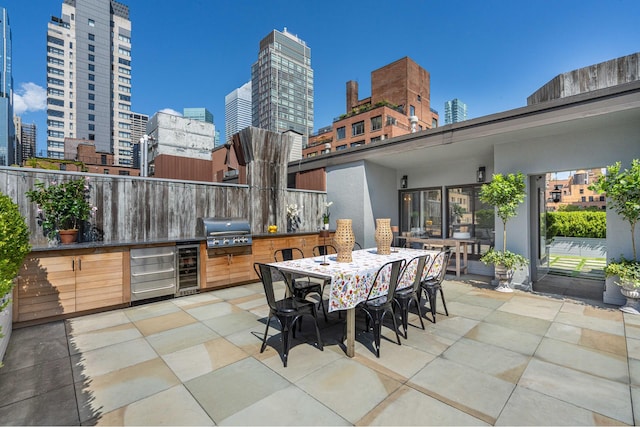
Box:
[442,337,530,383]
[145,322,220,355]
[221,385,351,426]
[68,322,142,354]
[409,357,515,424]
[184,357,290,423]
[519,358,632,425]
[296,358,402,424]
[496,385,621,426]
[95,385,214,426]
[132,310,198,336]
[75,357,180,423]
[466,321,543,356]
[123,301,181,323]
[535,337,628,383]
[359,385,488,426]
[483,310,551,336]
[161,337,249,382]
[66,310,132,334]
[70,337,158,379]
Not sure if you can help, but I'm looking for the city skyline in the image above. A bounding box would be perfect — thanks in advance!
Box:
[6,0,640,157]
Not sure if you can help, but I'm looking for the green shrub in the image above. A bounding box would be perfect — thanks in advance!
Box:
[546,211,606,238]
[0,191,31,314]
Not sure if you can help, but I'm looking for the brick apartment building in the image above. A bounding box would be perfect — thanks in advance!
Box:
[304,57,439,157]
[25,139,139,176]
[546,169,605,211]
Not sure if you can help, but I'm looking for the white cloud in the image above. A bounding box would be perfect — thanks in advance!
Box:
[159,108,182,116]
[14,82,47,115]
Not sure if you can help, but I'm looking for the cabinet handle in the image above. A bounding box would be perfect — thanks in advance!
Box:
[227,254,231,265]
[78,258,82,271]
[72,258,75,272]
[230,254,234,263]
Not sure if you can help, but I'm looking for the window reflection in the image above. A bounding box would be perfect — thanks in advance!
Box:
[400,188,442,238]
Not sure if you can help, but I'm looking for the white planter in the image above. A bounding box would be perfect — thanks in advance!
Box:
[620,279,640,314]
[0,297,12,364]
[494,264,515,293]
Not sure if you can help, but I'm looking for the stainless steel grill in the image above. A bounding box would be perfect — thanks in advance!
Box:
[197,217,252,249]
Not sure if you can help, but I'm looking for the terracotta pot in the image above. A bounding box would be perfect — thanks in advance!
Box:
[59,229,79,245]
[333,219,355,263]
[374,218,393,255]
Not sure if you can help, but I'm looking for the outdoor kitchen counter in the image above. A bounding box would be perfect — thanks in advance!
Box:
[14,232,332,326]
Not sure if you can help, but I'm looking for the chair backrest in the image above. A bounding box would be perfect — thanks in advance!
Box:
[274,247,305,262]
[398,254,430,293]
[353,242,363,250]
[422,249,452,284]
[254,263,291,310]
[367,258,406,301]
[313,244,337,257]
[422,250,444,282]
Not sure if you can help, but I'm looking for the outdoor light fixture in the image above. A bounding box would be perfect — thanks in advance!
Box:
[550,185,562,203]
[401,175,408,189]
[477,166,486,183]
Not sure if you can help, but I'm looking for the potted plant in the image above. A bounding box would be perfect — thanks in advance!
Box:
[0,191,31,365]
[479,171,529,292]
[322,201,333,230]
[26,177,95,244]
[589,159,640,313]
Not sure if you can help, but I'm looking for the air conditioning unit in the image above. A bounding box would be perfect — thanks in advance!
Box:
[224,169,239,179]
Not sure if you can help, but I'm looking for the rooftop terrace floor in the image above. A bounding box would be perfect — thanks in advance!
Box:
[0,274,638,425]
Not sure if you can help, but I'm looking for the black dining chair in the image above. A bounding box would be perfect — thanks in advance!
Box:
[253,263,323,367]
[393,254,430,338]
[353,242,363,250]
[419,249,452,323]
[274,247,328,321]
[356,258,406,357]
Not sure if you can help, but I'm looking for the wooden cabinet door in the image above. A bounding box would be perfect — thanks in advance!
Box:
[287,235,317,258]
[16,253,76,323]
[75,251,125,312]
[229,253,254,284]
[203,254,231,289]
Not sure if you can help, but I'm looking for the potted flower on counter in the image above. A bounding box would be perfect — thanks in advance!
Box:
[322,201,333,230]
[26,177,96,244]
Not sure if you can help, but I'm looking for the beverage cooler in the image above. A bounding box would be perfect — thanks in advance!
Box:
[176,243,200,296]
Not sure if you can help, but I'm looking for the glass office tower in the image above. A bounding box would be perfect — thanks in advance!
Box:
[251,28,313,145]
[46,0,132,166]
[0,7,14,166]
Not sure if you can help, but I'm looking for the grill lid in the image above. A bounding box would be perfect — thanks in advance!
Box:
[197,218,252,248]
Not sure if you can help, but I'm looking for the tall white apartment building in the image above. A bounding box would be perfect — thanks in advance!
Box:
[46,0,133,167]
[251,28,313,145]
[225,81,251,142]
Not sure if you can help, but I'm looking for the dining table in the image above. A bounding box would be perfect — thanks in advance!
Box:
[269,247,437,357]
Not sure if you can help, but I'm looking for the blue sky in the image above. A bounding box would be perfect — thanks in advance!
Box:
[7,0,640,155]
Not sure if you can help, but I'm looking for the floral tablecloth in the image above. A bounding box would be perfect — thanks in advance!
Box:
[270,248,437,312]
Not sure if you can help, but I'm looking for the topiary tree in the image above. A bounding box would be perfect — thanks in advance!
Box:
[589,159,640,261]
[479,172,526,252]
[0,191,31,333]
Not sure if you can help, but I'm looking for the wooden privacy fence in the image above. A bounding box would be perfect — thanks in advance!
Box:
[0,167,327,247]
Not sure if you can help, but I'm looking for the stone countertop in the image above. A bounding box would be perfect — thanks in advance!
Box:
[29,237,205,252]
[28,231,333,252]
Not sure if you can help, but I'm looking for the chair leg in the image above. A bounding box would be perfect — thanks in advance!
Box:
[399,300,409,339]
[411,295,426,330]
[372,316,382,358]
[309,313,324,350]
[425,286,438,323]
[387,309,402,346]
[439,286,449,316]
[281,317,295,368]
[260,315,272,353]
